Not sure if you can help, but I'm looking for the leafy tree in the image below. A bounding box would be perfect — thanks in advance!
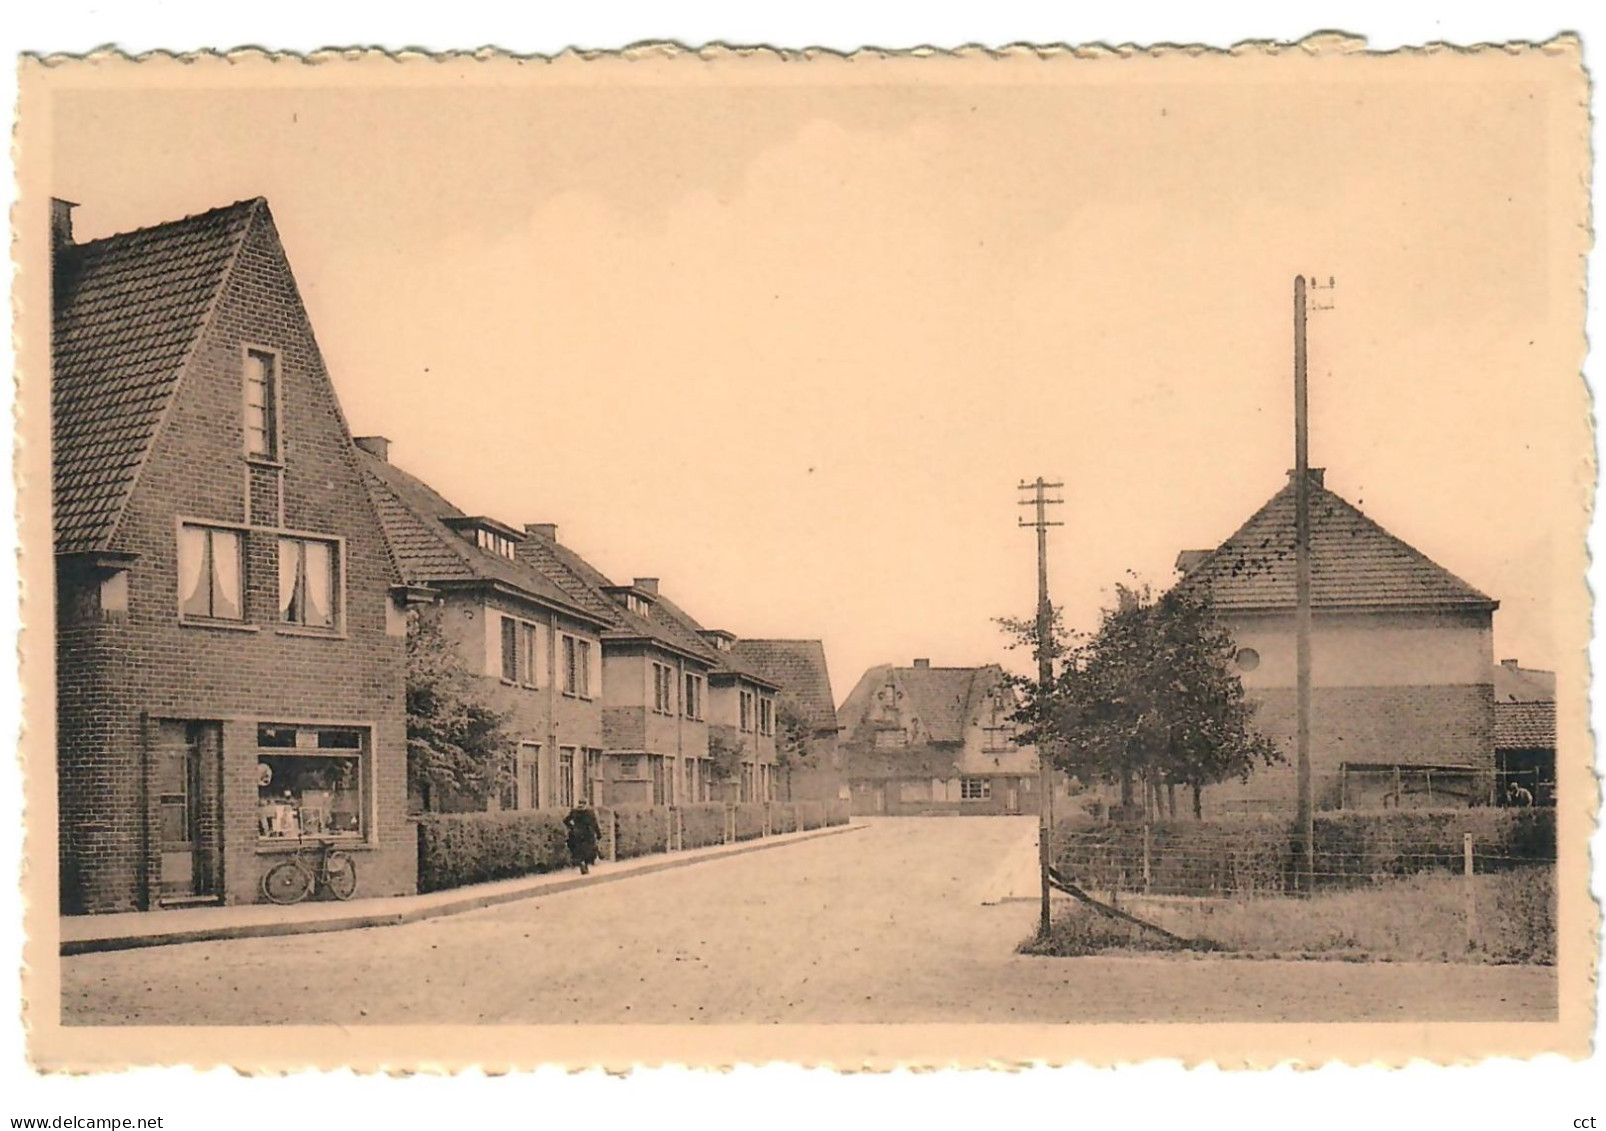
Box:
[999,583,1281,820]
[774,696,817,800]
[405,604,515,811]
[706,731,746,789]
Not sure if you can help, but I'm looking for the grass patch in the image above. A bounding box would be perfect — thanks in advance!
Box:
[1023,867,1554,963]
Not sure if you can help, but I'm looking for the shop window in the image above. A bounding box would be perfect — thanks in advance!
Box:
[179,524,244,622]
[256,725,367,840]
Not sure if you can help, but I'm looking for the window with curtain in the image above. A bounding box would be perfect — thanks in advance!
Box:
[243,348,280,459]
[278,536,338,629]
[179,524,244,621]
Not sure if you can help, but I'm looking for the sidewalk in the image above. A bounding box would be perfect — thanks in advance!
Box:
[61,821,864,955]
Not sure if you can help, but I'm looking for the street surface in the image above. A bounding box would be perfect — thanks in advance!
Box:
[63,817,1556,1025]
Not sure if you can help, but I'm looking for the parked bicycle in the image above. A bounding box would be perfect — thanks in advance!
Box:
[261,832,358,904]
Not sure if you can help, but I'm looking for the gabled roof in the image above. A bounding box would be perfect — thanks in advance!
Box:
[646,592,779,689]
[52,198,261,553]
[358,451,607,627]
[730,640,840,731]
[838,662,1009,745]
[515,532,716,664]
[1174,472,1497,614]
[1495,701,1556,749]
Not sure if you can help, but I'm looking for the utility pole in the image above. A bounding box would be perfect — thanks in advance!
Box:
[1293,275,1314,897]
[1019,477,1063,937]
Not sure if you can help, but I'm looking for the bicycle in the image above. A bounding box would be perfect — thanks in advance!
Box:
[261,833,358,904]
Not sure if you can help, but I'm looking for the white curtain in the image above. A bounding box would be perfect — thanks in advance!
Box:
[277,538,299,621]
[210,530,241,619]
[178,526,207,616]
[304,540,333,627]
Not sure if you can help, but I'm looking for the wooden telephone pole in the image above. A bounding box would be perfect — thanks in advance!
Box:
[1293,274,1333,894]
[1019,477,1063,936]
[1293,275,1315,896]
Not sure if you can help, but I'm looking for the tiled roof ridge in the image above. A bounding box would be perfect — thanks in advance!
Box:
[1177,477,1495,611]
[67,196,267,254]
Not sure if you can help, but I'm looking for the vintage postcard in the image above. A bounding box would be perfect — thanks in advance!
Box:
[14,37,1595,1071]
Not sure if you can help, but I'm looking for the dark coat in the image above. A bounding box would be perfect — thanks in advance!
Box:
[563,805,601,864]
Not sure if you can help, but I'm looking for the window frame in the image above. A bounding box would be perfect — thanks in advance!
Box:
[557,746,577,808]
[276,532,344,634]
[758,695,774,737]
[176,519,250,626]
[683,672,704,720]
[960,777,993,802]
[652,661,676,715]
[241,345,283,463]
[739,689,755,733]
[255,723,372,844]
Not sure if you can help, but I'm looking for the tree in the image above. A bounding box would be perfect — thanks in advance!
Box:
[405,604,515,811]
[998,582,1281,820]
[706,731,746,794]
[774,696,816,800]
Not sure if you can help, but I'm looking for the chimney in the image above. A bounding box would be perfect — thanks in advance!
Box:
[51,198,78,251]
[525,523,557,542]
[633,577,659,595]
[912,658,930,669]
[353,436,390,462]
[1287,467,1326,488]
[1500,658,1519,670]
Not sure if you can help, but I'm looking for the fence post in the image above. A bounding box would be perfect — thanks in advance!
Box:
[1142,824,1152,894]
[1463,831,1477,952]
[606,809,618,862]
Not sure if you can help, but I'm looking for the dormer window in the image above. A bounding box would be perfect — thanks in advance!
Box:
[444,517,521,561]
[243,348,280,460]
[625,593,650,616]
[474,527,517,560]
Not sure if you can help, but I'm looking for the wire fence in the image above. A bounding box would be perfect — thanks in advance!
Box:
[1041,809,1556,962]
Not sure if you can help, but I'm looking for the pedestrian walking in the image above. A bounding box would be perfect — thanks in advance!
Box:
[564,797,602,874]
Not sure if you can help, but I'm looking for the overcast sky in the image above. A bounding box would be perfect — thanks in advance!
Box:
[50,50,1588,703]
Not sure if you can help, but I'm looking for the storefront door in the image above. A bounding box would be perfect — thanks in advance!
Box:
[155,720,222,903]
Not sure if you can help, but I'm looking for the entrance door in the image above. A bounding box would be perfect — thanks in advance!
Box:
[155,721,222,903]
[1006,783,1019,813]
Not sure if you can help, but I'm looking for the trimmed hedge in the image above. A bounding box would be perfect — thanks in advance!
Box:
[419,799,858,894]
[1053,808,1556,898]
[732,802,767,841]
[680,803,727,849]
[611,805,671,860]
[416,810,569,894]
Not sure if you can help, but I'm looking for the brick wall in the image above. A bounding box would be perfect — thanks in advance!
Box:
[57,207,413,913]
[1201,682,1496,815]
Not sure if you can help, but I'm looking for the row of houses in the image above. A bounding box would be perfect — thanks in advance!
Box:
[51,196,843,915]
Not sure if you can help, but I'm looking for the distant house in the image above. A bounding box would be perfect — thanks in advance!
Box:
[836,660,1038,816]
[730,639,846,802]
[357,442,613,814]
[1493,658,1556,806]
[516,530,781,805]
[53,198,416,913]
[1174,468,1499,813]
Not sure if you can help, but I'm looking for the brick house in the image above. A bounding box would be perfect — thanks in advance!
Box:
[836,660,1039,816]
[356,442,614,813]
[729,639,846,801]
[515,531,764,805]
[1174,468,1499,814]
[52,197,416,914]
[666,621,784,805]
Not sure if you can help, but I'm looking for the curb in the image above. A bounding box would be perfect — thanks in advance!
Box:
[62,822,866,956]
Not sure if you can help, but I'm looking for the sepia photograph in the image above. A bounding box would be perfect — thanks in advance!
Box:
[11,29,1596,1077]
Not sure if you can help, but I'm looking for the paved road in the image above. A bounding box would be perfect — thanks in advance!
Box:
[62,817,1555,1025]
